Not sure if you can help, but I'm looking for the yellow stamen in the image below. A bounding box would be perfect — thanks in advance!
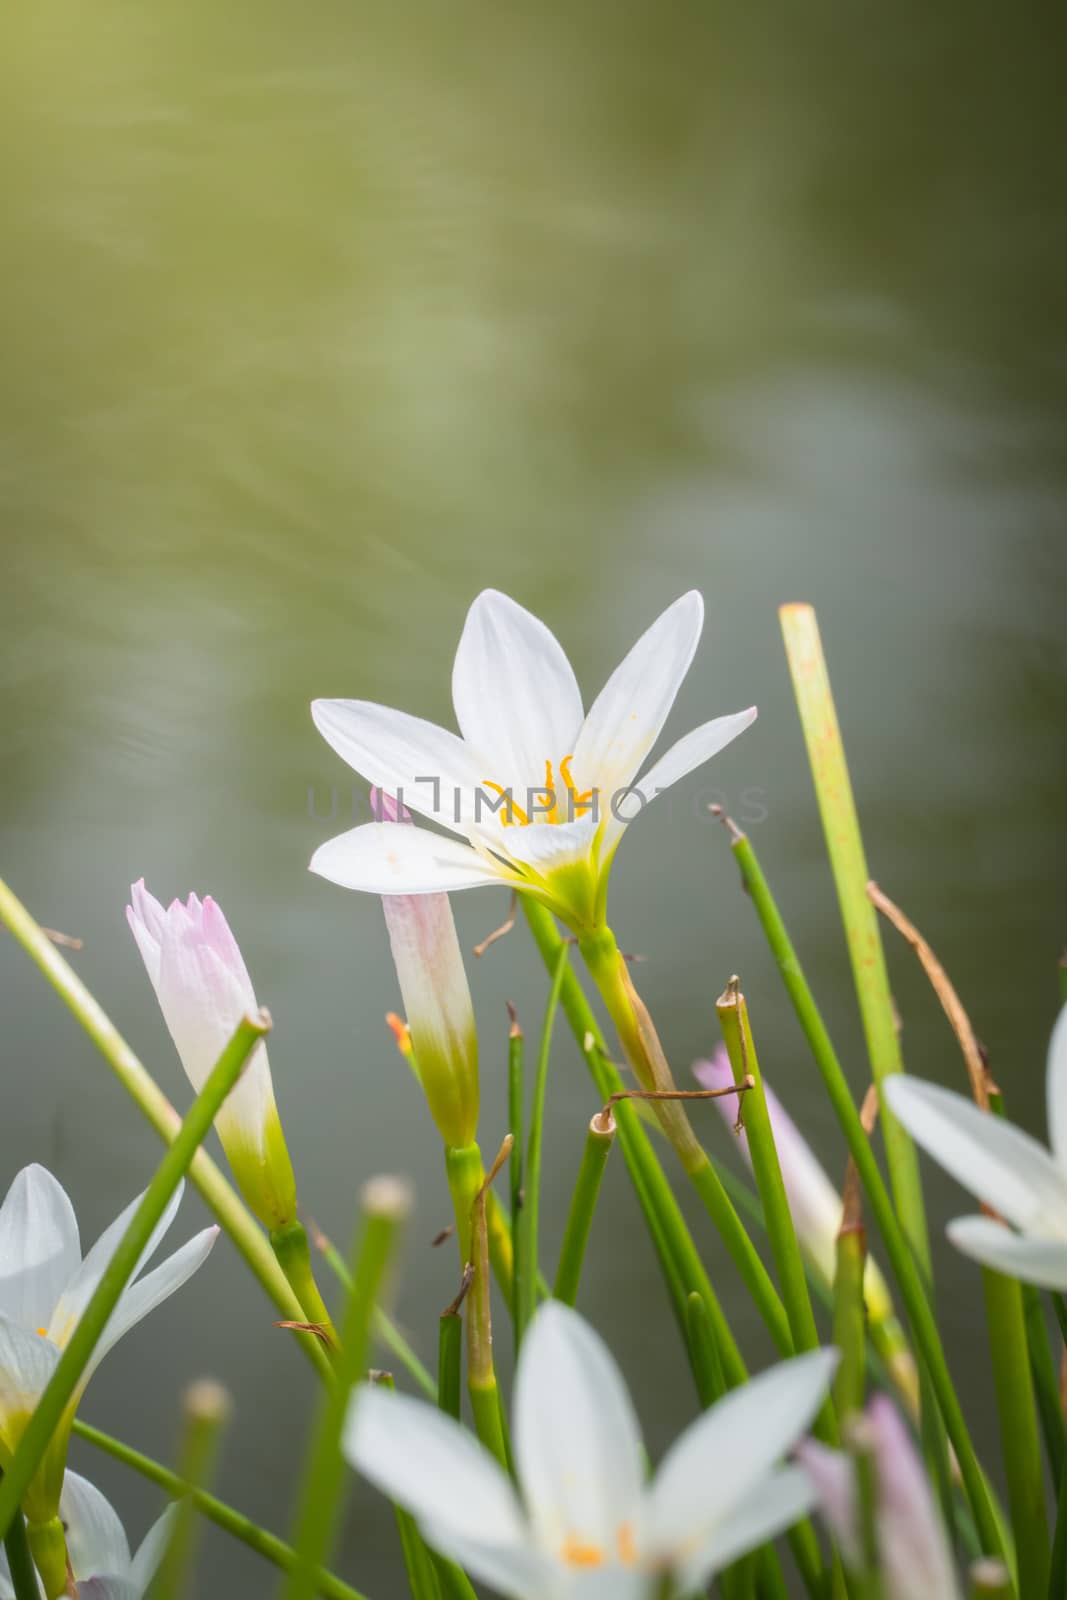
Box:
[481,780,530,827]
[617,1522,638,1565]
[36,1327,47,1337]
[560,1535,605,1568]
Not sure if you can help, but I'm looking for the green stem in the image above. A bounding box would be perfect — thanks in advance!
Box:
[721,823,1004,1560]
[0,1012,270,1543]
[153,1379,232,1600]
[716,981,826,1395]
[283,1177,411,1600]
[522,901,825,1600]
[1022,1283,1065,1483]
[438,1312,462,1421]
[467,1162,510,1472]
[779,604,931,1274]
[685,1292,725,1410]
[982,1269,1049,1597]
[271,1221,338,1352]
[2,1506,40,1600]
[1049,1454,1067,1600]
[0,877,331,1383]
[579,923,793,1357]
[553,1111,616,1307]
[508,1008,525,1347]
[833,1223,868,1422]
[518,943,569,1343]
[72,1418,367,1599]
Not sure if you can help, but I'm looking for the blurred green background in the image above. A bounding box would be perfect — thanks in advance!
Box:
[2,2,1065,1593]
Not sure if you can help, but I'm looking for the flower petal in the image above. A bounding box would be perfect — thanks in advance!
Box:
[129,1504,180,1595]
[47,1185,186,1349]
[513,1302,645,1553]
[633,708,758,801]
[344,1383,528,1548]
[452,591,584,794]
[86,1226,219,1379]
[1045,1003,1067,1170]
[572,593,703,798]
[0,1315,62,1454]
[883,1076,1067,1231]
[945,1216,1067,1289]
[645,1348,837,1556]
[311,700,488,834]
[495,818,599,877]
[60,1471,131,1578]
[0,1165,81,1333]
[310,822,511,895]
[675,1464,816,1593]
[794,1439,857,1562]
[864,1395,962,1600]
[417,1524,558,1600]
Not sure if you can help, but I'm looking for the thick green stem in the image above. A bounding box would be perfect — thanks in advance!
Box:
[553,1111,616,1307]
[721,824,1004,1560]
[716,981,825,1392]
[438,1311,463,1421]
[2,1507,39,1600]
[467,1156,510,1471]
[0,1012,270,1543]
[72,1418,368,1598]
[982,1268,1049,1597]
[833,1223,868,1423]
[518,944,569,1344]
[0,877,331,1382]
[779,604,931,1274]
[1049,1455,1067,1600]
[283,1177,411,1600]
[1022,1285,1065,1482]
[271,1221,338,1352]
[508,1008,525,1346]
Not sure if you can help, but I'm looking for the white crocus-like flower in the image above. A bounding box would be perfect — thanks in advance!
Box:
[0,1470,178,1600]
[345,1300,836,1600]
[127,882,297,1232]
[884,1002,1067,1288]
[0,1165,216,1522]
[798,1396,962,1600]
[310,590,756,933]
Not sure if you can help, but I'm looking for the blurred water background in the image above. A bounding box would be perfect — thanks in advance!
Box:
[2,3,1066,1593]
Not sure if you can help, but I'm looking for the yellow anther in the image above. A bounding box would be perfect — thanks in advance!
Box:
[561,1535,605,1568]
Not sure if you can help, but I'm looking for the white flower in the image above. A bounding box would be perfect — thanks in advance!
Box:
[127,882,297,1231]
[0,1470,178,1600]
[884,1002,1067,1288]
[798,1395,962,1600]
[344,1300,835,1599]
[0,1164,216,1521]
[310,590,756,932]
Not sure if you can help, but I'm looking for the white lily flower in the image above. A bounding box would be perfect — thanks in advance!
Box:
[345,1300,835,1599]
[310,590,756,932]
[798,1395,962,1600]
[127,881,297,1232]
[0,1470,178,1600]
[0,1164,216,1522]
[883,1002,1067,1288]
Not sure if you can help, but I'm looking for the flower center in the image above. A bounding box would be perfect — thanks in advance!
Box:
[559,1523,639,1569]
[482,756,594,828]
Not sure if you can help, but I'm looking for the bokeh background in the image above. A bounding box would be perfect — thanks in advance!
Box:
[2,3,1066,1593]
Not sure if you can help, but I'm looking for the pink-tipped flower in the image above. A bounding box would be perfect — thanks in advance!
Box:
[375,791,479,1150]
[695,1048,894,1324]
[127,881,297,1231]
[798,1395,962,1599]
